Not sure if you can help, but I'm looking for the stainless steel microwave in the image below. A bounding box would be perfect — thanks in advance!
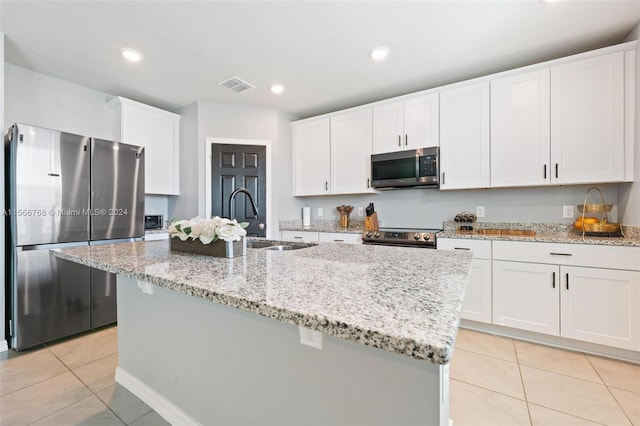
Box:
[371,147,439,189]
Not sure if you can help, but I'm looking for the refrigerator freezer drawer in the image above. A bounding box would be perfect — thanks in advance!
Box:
[12,248,91,350]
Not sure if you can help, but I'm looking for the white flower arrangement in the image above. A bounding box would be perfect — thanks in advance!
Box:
[168,216,249,244]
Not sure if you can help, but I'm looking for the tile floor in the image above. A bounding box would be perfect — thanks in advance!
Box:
[1,326,638,425]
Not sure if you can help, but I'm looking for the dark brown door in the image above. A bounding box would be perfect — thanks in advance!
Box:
[211,144,266,237]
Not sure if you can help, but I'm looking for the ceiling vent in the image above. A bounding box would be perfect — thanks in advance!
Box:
[219,76,255,94]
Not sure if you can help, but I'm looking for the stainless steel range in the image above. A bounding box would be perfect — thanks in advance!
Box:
[361,228,440,249]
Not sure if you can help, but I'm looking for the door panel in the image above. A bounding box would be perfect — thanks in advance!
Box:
[13,249,91,350]
[211,144,266,237]
[91,139,145,240]
[12,124,90,245]
[92,268,117,328]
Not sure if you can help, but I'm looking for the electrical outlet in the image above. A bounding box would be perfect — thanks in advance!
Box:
[563,205,574,219]
[476,206,485,218]
[317,207,323,217]
[357,207,365,217]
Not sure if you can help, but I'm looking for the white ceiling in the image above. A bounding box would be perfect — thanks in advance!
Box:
[1,1,639,119]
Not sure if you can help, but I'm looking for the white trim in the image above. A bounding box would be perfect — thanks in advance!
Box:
[115,367,201,426]
[0,340,8,353]
[204,138,273,239]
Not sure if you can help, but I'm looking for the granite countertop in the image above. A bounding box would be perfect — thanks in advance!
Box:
[438,222,640,247]
[53,240,473,365]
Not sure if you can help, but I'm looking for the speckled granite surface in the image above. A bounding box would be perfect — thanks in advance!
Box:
[53,240,472,365]
[439,222,640,247]
[280,219,364,234]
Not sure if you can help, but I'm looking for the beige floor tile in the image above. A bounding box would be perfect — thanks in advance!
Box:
[31,395,125,426]
[450,348,524,399]
[514,340,602,383]
[0,371,92,426]
[609,387,640,426]
[47,327,117,370]
[73,352,118,393]
[0,347,68,397]
[96,384,152,425]
[129,410,171,426]
[587,355,640,394]
[455,328,517,362]
[528,403,603,425]
[521,365,631,425]
[449,379,530,426]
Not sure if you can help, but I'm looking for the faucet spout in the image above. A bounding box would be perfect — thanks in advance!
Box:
[228,187,260,219]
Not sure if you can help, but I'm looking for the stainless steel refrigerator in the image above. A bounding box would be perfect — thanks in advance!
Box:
[4,123,144,350]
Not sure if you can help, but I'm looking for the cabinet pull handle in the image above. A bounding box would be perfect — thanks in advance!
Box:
[398,135,401,147]
[566,273,569,290]
[333,239,344,242]
[405,134,408,146]
[552,271,556,288]
[555,163,559,178]
[325,181,328,191]
[454,247,471,250]
[294,236,303,239]
[543,164,547,179]
[442,172,445,185]
[367,178,370,188]
[549,252,572,256]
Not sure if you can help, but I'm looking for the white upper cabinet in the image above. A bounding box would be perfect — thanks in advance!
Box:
[491,70,551,187]
[550,51,625,184]
[439,82,490,189]
[108,97,180,195]
[372,94,439,154]
[292,118,331,196]
[330,109,373,194]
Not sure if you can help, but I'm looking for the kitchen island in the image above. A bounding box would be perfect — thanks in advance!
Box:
[54,240,473,425]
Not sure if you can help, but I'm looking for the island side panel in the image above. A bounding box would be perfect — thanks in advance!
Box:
[116,276,449,426]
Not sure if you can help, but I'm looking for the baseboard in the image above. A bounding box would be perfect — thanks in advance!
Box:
[0,339,8,353]
[115,367,201,426]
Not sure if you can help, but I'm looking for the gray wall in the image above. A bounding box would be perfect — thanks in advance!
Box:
[619,23,640,226]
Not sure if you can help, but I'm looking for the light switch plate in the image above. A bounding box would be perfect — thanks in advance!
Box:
[476,206,485,218]
[357,207,365,217]
[317,207,323,217]
[299,326,323,350]
[563,205,575,219]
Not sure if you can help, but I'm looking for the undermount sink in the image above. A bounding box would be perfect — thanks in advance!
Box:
[246,239,316,251]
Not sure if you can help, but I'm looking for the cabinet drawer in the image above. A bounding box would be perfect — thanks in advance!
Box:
[437,238,491,259]
[493,241,640,271]
[318,232,362,244]
[280,231,319,242]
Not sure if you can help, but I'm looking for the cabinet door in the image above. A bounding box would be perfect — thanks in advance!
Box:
[493,261,559,335]
[561,266,640,351]
[330,109,373,194]
[318,232,362,244]
[491,70,550,187]
[373,101,404,154]
[462,259,492,323]
[550,52,625,184]
[403,93,439,149]
[292,119,330,196]
[440,82,490,189]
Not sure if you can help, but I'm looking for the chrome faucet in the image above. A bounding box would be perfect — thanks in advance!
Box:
[228,187,260,220]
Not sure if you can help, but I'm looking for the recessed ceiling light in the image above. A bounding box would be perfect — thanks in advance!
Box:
[370,47,390,61]
[121,48,143,62]
[270,83,285,94]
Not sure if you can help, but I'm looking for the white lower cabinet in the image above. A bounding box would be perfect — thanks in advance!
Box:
[280,231,319,242]
[492,241,640,351]
[438,239,492,323]
[318,232,362,244]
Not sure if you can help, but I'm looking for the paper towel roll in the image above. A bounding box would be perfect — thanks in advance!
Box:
[302,207,311,228]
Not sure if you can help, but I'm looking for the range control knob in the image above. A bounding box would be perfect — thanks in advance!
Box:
[424,234,431,241]
[365,231,372,238]
[374,231,380,238]
[413,233,421,241]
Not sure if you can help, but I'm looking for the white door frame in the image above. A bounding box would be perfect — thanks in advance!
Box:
[205,137,273,239]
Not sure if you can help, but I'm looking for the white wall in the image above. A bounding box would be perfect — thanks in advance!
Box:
[1,32,7,350]
[619,23,640,226]
[292,184,619,229]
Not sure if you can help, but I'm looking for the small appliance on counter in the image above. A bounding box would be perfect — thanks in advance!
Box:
[454,211,477,232]
[336,205,353,228]
[144,214,164,230]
